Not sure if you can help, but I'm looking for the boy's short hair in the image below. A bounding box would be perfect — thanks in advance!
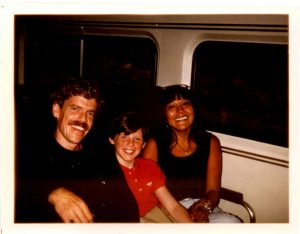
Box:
[109,112,149,142]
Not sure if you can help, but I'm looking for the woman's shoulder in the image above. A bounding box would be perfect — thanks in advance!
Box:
[209,133,221,148]
[145,137,157,147]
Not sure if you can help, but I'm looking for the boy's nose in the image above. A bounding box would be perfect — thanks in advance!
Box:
[125,138,134,146]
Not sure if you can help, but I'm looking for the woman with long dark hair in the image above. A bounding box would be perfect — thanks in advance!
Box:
[142,84,241,223]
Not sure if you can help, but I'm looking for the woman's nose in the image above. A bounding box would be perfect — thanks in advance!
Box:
[176,104,184,112]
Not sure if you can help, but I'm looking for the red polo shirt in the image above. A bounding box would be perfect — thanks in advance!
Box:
[120,157,166,216]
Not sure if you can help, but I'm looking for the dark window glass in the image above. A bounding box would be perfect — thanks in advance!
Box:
[192,41,288,147]
[24,33,81,86]
[83,36,157,86]
[23,33,157,86]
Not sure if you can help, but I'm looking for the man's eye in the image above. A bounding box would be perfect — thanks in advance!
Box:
[87,112,96,119]
[71,106,79,112]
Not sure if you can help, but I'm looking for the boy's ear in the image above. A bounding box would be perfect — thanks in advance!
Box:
[108,137,115,145]
[52,103,61,119]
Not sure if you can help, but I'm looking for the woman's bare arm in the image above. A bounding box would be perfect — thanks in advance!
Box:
[205,134,222,208]
[141,137,159,162]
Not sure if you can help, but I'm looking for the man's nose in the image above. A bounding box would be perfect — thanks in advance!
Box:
[78,111,88,123]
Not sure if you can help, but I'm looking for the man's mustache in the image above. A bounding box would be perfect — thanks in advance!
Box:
[69,121,88,130]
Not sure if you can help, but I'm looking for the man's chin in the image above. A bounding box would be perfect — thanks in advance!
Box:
[69,136,85,145]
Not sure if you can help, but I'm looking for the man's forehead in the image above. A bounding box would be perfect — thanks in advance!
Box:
[65,95,97,107]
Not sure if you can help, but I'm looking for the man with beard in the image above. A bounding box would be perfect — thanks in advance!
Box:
[15,79,139,223]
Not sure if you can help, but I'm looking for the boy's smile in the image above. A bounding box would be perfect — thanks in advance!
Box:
[109,128,145,168]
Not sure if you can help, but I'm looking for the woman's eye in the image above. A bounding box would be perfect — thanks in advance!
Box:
[183,100,192,106]
[167,104,176,110]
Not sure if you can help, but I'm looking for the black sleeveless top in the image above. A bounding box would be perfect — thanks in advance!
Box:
[157,131,211,200]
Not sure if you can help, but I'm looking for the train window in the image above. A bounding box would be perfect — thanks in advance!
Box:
[23,32,157,86]
[83,36,157,86]
[24,33,81,86]
[192,41,288,147]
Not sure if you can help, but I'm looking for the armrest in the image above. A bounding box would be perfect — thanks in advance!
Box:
[220,187,256,223]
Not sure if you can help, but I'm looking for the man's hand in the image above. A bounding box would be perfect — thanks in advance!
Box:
[48,187,94,223]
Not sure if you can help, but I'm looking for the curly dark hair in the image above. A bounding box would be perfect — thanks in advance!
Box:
[50,79,103,111]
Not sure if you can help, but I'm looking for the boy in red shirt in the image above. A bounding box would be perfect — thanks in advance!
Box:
[108,112,193,223]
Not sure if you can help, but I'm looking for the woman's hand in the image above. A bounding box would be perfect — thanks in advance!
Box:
[188,207,209,223]
[188,199,212,223]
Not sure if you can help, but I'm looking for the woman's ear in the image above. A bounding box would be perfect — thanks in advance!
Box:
[108,137,115,145]
[52,103,61,119]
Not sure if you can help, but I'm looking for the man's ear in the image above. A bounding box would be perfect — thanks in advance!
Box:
[108,137,115,145]
[52,103,61,119]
